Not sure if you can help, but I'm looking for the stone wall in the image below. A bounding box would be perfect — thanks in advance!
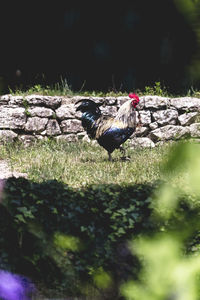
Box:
[0,94,200,148]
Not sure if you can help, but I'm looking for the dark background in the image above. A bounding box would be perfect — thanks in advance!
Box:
[0,0,199,94]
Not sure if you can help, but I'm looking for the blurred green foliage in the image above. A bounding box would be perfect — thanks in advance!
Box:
[122,235,200,300]
[122,141,200,300]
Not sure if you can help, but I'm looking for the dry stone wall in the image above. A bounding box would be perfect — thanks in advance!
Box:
[0,94,200,148]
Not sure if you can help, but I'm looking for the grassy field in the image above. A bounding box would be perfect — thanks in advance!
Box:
[0,140,172,188]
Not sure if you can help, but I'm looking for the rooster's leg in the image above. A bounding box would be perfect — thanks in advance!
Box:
[119,146,126,157]
[119,146,130,161]
[108,152,112,161]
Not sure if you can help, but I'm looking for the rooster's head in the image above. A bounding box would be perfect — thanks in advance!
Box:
[129,93,140,108]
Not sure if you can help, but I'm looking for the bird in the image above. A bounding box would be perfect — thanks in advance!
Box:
[75,93,140,161]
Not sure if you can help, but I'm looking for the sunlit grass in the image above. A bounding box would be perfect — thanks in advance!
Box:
[0,140,172,188]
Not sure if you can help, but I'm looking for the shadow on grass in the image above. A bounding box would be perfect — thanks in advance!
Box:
[0,176,158,299]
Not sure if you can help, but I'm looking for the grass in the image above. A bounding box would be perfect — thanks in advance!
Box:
[7,80,200,98]
[0,140,172,188]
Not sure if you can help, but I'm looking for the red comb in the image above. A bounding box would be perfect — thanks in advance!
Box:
[129,93,139,101]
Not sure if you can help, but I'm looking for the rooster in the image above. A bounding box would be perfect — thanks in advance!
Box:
[75,93,140,161]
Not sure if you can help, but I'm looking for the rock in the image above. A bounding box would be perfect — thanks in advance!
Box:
[156,140,176,147]
[136,110,151,125]
[0,94,10,105]
[104,97,118,106]
[25,117,48,133]
[149,125,190,141]
[0,106,26,129]
[61,97,74,105]
[189,123,200,137]
[77,132,87,139]
[82,135,91,143]
[8,95,24,105]
[152,109,178,126]
[149,122,158,130]
[101,105,117,116]
[72,96,90,102]
[40,130,47,136]
[0,130,18,142]
[1,95,200,146]
[133,126,149,137]
[27,107,54,118]
[0,160,27,179]
[18,135,36,146]
[35,135,47,141]
[25,95,62,108]
[46,119,61,136]
[130,137,155,148]
[117,97,130,106]
[178,112,199,126]
[144,96,170,109]
[61,119,83,133]
[56,104,77,119]
[56,134,78,142]
[91,140,98,146]
[170,97,200,111]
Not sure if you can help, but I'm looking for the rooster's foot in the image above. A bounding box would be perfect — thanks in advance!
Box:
[120,156,131,161]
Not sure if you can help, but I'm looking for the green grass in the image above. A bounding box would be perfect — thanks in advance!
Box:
[0,140,171,188]
[6,80,191,98]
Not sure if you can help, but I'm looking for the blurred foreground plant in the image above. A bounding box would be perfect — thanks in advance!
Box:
[121,141,200,300]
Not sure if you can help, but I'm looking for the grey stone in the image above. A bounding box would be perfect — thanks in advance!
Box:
[61,119,83,133]
[149,125,190,141]
[189,123,200,137]
[82,135,91,143]
[0,106,26,129]
[130,137,155,148]
[149,122,158,130]
[35,135,47,141]
[25,117,48,133]
[136,110,151,125]
[104,97,118,106]
[9,95,24,105]
[46,119,61,136]
[61,97,74,105]
[56,104,77,120]
[101,105,117,116]
[117,97,130,106]
[144,96,170,109]
[133,126,149,137]
[27,106,54,118]
[18,135,36,146]
[178,112,199,126]
[170,97,200,111]
[0,94,10,105]
[153,109,178,126]
[0,130,18,142]
[25,95,62,108]
[77,132,87,139]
